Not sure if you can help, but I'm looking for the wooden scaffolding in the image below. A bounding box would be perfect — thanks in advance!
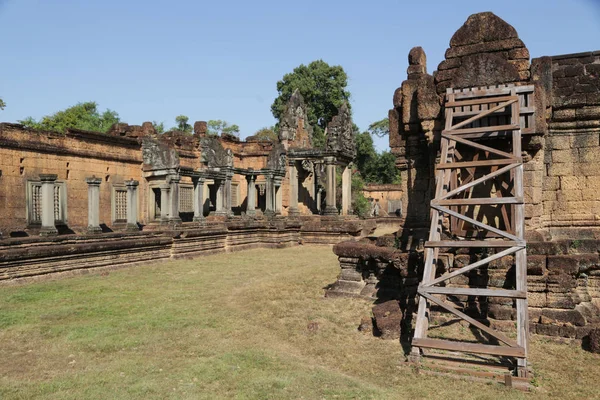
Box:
[411,84,535,379]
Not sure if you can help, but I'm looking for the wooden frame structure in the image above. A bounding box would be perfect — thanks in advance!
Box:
[411,84,533,378]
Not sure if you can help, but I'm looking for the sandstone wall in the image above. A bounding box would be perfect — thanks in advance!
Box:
[362,184,403,217]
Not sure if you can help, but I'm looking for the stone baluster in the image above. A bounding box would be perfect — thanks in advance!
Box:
[288,161,299,216]
[39,174,58,236]
[126,179,139,231]
[168,175,182,224]
[193,176,205,222]
[323,156,338,216]
[85,177,102,234]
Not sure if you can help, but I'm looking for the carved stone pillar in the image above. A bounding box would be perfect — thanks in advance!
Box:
[274,178,282,215]
[215,179,224,214]
[126,179,139,231]
[265,175,274,216]
[224,171,233,216]
[246,174,256,216]
[85,177,102,234]
[193,176,205,222]
[288,161,299,216]
[39,174,58,236]
[341,164,352,216]
[160,184,170,222]
[323,157,338,216]
[168,175,182,224]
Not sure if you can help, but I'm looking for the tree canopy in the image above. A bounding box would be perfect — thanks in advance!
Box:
[0,98,6,110]
[271,60,350,148]
[207,120,240,137]
[368,117,389,137]
[252,126,278,142]
[172,115,192,133]
[18,101,119,133]
[354,128,399,185]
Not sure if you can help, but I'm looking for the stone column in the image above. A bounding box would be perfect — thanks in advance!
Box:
[168,175,182,224]
[39,174,58,236]
[126,179,139,231]
[85,177,102,234]
[215,179,224,215]
[160,184,170,222]
[274,179,282,215]
[246,174,256,217]
[316,187,322,213]
[288,161,299,216]
[323,156,338,216]
[224,171,233,216]
[341,164,352,216]
[193,176,205,222]
[265,175,274,216]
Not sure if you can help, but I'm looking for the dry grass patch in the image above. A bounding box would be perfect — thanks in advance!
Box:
[0,245,598,399]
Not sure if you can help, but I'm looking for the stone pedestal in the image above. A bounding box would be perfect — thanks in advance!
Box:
[246,174,257,217]
[193,177,205,223]
[288,162,299,216]
[341,165,352,216]
[323,157,338,216]
[168,175,182,224]
[126,179,139,231]
[85,177,102,234]
[39,174,58,236]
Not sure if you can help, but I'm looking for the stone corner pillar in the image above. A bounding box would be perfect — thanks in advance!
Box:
[125,179,140,231]
[288,161,299,216]
[274,177,282,215]
[39,174,58,236]
[193,176,206,223]
[224,170,234,217]
[323,156,338,216]
[85,176,103,234]
[245,174,257,217]
[168,175,182,224]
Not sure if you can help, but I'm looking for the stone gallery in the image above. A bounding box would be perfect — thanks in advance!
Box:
[0,90,374,278]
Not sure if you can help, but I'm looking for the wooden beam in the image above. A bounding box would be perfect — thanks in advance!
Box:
[425,240,524,248]
[426,247,520,286]
[436,158,519,170]
[431,204,521,242]
[450,85,534,100]
[440,163,518,200]
[443,124,520,136]
[418,291,520,347]
[448,99,517,131]
[441,133,516,159]
[419,286,526,299]
[412,338,525,358]
[432,197,523,206]
[446,96,517,108]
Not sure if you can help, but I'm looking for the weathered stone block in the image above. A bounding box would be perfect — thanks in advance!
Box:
[372,300,402,340]
[527,255,547,275]
[542,308,586,326]
[547,135,572,150]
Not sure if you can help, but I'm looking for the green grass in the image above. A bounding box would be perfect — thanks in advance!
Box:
[0,246,598,399]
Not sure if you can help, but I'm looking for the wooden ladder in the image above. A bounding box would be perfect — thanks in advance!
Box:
[410,84,533,378]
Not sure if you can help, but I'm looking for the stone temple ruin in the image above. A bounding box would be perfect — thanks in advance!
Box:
[0,89,373,278]
[328,12,600,383]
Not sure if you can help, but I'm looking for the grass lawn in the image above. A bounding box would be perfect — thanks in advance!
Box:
[0,245,598,399]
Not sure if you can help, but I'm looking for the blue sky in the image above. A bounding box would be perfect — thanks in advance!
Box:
[1,0,599,151]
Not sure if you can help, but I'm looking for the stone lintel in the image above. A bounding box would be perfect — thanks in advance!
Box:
[39,174,58,182]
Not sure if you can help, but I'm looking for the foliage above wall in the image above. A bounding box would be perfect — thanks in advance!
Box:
[18,101,120,134]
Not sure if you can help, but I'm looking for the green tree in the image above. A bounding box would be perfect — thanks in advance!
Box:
[354,125,400,185]
[252,126,278,141]
[18,101,119,133]
[0,98,6,110]
[368,117,389,137]
[152,121,165,134]
[271,60,351,148]
[207,120,240,137]
[173,115,192,133]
